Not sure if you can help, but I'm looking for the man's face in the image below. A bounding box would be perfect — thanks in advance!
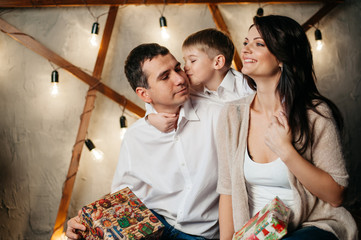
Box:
[137,53,190,113]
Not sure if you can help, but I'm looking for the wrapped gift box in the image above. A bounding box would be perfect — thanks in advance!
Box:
[78,187,164,240]
[233,196,290,240]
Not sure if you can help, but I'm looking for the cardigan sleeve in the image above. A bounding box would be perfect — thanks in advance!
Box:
[216,104,234,195]
[309,104,349,187]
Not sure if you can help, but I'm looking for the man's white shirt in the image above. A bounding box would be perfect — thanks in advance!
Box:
[111,96,222,239]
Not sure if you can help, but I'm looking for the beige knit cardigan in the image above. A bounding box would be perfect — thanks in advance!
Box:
[216,93,358,240]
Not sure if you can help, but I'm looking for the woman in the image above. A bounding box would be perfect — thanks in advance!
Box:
[216,15,358,240]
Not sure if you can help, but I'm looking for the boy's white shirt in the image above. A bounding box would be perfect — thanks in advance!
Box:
[192,68,254,103]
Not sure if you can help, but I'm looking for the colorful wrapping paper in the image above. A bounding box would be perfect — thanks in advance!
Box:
[233,196,290,240]
[78,187,164,240]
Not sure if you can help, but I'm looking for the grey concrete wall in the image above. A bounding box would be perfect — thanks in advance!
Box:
[0,1,360,239]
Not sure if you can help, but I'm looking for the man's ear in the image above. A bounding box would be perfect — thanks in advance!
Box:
[213,54,226,70]
[136,87,152,104]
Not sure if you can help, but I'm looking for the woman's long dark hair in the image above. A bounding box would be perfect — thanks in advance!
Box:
[245,15,343,154]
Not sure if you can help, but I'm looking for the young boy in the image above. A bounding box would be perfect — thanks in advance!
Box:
[148,28,253,132]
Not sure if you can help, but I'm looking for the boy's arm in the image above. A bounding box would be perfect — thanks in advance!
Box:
[147,113,178,133]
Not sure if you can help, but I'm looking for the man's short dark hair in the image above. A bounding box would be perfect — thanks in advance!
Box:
[124,43,169,91]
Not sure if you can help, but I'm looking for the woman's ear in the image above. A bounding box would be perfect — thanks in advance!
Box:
[213,54,226,70]
[136,87,152,104]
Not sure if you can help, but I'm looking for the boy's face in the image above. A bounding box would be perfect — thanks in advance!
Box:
[136,53,190,114]
[182,47,216,86]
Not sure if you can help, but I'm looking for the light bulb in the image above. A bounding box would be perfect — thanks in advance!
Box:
[58,232,67,240]
[256,7,264,16]
[85,139,104,162]
[159,16,170,40]
[90,34,99,47]
[120,128,127,140]
[51,82,59,96]
[90,22,99,47]
[120,115,127,140]
[50,70,59,97]
[316,40,323,51]
[90,148,104,162]
[161,27,170,39]
[314,29,323,51]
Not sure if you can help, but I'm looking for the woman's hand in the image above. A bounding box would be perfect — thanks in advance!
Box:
[265,111,344,207]
[265,111,293,158]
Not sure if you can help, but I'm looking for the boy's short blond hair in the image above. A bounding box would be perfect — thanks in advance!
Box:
[182,28,235,68]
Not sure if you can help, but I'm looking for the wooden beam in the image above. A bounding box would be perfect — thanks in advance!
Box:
[302,1,339,31]
[93,7,118,78]
[0,0,343,8]
[51,6,119,239]
[0,17,145,117]
[208,3,243,71]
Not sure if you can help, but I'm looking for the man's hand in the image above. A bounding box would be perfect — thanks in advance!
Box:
[66,210,86,240]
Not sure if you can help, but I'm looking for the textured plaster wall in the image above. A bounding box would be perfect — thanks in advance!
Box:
[0,0,360,239]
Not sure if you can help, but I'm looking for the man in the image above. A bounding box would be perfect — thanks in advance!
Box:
[66,43,222,240]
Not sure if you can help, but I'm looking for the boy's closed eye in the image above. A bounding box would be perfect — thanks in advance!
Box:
[175,62,183,72]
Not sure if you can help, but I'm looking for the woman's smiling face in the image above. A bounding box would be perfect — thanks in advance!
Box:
[241,25,281,82]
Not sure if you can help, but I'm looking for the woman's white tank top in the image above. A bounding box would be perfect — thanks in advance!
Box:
[244,147,295,217]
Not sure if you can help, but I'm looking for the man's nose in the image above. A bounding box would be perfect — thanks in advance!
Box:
[173,72,186,85]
